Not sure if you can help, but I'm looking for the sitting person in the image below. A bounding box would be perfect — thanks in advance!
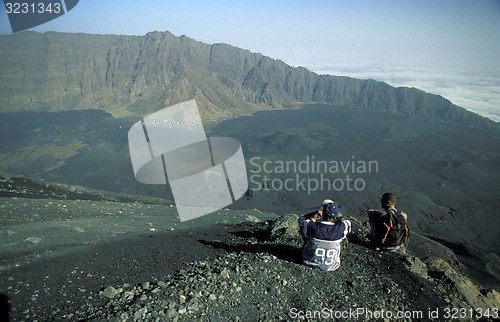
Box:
[366,192,409,251]
[298,199,351,271]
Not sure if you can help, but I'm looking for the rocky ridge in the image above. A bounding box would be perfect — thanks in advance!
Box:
[0,31,496,127]
[1,175,498,321]
[53,215,499,321]
[0,172,167,205]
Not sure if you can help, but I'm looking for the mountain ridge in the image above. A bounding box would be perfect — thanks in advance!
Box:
[0,30,496,128]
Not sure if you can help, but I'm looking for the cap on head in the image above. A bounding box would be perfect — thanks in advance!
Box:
[322,200,340,220]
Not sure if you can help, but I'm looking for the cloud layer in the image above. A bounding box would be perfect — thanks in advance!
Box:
[286,59,500,123]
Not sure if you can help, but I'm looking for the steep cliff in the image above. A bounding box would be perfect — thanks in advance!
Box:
[0,31,495,127]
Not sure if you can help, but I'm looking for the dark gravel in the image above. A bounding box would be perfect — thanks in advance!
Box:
[1,178,498,321]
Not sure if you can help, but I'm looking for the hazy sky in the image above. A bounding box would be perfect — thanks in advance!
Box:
[1,0,499,121]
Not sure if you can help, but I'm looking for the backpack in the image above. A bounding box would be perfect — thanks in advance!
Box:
[380,209,410,247]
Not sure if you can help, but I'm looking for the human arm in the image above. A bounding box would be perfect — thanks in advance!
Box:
[298,210,317,227]
[303,210,321,222]
[298,210,321,239]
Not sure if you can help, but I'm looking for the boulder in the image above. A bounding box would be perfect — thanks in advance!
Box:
[267,214,300,239]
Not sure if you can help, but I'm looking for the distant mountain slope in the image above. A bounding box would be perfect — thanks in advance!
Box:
[0,31,496,127]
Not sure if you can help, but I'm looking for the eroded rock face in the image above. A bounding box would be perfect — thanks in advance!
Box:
[0,31,495,128]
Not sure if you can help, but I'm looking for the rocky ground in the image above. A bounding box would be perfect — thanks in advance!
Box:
[58,218,498,322]
[0,175,499,321]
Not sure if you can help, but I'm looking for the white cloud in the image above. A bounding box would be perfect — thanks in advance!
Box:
[285,58,500,122]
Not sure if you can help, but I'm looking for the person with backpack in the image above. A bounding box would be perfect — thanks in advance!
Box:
[298,199,351,271]
[366,192,410,252]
